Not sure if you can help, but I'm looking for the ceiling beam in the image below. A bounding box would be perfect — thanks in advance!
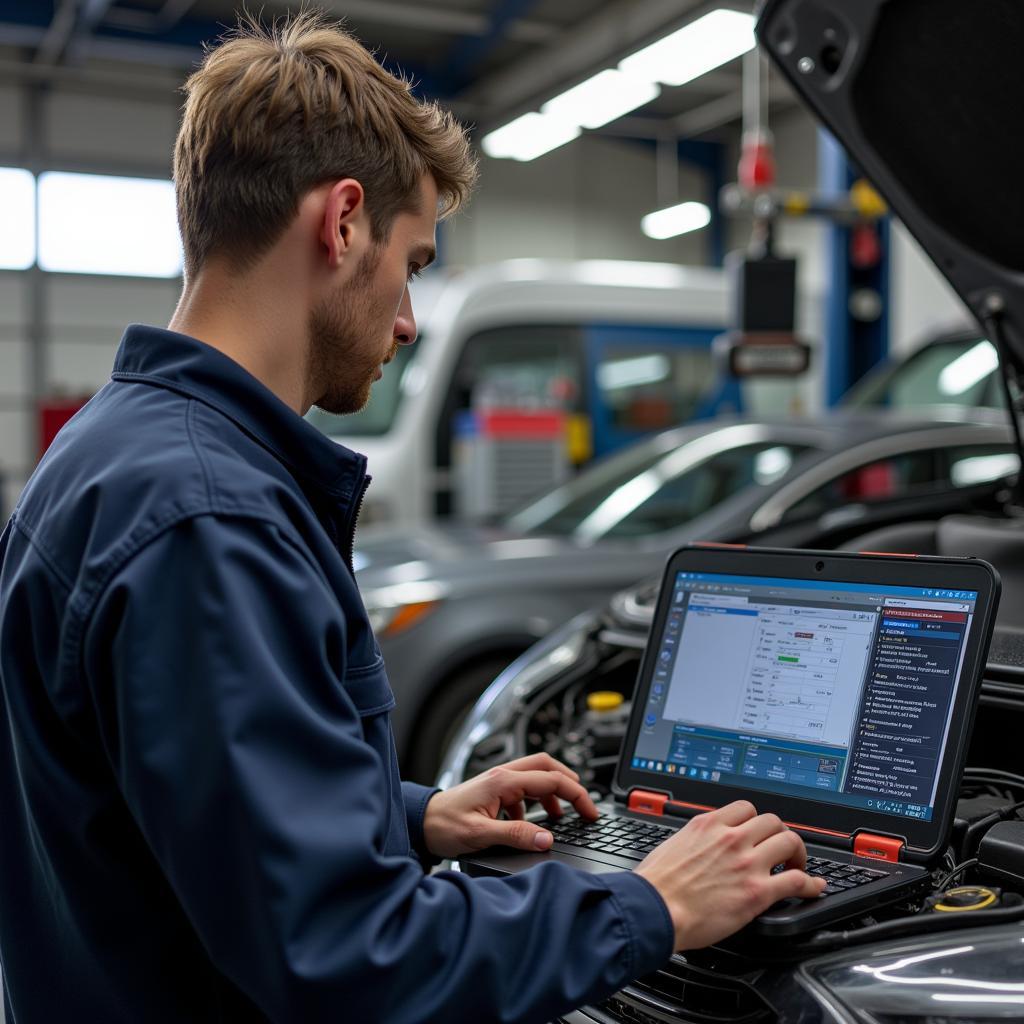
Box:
[159,1,555,44]
[102,0,199,34]
[440,0,543,89]
[336,0,554,42]
[82,36,201,69]
[33,0,78,66]
[591,87,803,144]
[672,93,748,136]
[0,54,188,99]
[458,0,747,122]
[34,0,118,67]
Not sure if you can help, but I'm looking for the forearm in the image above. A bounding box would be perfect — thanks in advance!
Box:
[278,860,673,1024]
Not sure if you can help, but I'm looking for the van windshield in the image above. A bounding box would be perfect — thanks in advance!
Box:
[305,340,419,438]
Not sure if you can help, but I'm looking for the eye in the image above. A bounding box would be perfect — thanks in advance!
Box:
[407,263,423,282]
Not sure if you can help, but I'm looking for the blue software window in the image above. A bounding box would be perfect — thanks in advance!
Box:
[631,573,977,822]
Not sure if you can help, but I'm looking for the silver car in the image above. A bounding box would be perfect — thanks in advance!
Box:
[358,408,1016,781]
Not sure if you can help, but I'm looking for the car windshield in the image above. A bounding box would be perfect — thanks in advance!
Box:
[844,335,1004,410]
[504,426,816,541]
[305,340,419,438]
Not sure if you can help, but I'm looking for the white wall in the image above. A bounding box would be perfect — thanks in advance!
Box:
[444,133,714,266]
[890,220,972,353]
[44,91,177,168]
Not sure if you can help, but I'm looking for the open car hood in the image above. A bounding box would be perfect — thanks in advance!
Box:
[757,0,1024,364]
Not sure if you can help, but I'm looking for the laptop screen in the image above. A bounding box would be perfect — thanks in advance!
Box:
[629,571,980,823]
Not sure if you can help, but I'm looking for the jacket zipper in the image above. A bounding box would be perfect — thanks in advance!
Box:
[344,473,371,575]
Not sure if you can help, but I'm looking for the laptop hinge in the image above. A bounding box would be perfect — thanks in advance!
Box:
[854,832,905,863]
[628,790,668,816]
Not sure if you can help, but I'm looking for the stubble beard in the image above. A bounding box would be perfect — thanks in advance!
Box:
[308,245,397,415]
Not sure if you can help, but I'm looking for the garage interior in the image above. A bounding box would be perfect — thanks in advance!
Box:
[1,1,1023,1022]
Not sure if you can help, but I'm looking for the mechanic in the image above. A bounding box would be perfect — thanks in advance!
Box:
[0,12,824,1023]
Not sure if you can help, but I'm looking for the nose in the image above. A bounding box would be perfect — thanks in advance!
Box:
[394,285,417,346]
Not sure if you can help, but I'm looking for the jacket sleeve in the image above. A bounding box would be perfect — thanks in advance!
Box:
[82,514,674,1024]
[401,780,440,866]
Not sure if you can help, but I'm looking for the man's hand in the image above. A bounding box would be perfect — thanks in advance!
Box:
[423,753,599,859]
[636,800,825,950]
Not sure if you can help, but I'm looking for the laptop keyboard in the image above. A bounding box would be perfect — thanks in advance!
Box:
[547,813,674,861]
[775,855,889,895]
[547,815,891,895]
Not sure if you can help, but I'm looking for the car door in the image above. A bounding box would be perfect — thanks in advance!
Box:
[749,436,1018,548]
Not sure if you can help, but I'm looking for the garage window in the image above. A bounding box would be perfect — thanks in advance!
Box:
[0,167,35,270]
[37,171,182,278]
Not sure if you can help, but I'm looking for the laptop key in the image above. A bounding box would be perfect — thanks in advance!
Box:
[611,847,645,861]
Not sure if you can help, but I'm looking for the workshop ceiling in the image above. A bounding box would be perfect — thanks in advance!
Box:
[0,0,796,143]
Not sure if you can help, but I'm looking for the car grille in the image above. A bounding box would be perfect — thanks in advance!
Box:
[594,955,776,1024]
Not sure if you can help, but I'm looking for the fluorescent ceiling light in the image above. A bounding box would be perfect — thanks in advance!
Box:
[481,112,581,162]
[938,339,999,395]
[542,69,660,130]
[38,171,182,277]
[0,167,35,270]
[620,9,756,87]
[641,201,712,239]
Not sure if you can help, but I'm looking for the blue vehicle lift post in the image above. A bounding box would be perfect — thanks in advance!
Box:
[819,129,890,405]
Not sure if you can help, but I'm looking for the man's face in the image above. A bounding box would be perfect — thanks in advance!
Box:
[309,176,438,415]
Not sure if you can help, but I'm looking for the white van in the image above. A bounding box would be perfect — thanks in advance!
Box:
[307,258,804,527]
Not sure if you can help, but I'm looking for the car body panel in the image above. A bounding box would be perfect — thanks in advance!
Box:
[363,411,1014,765]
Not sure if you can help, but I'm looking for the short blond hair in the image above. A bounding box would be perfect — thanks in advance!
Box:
[174,10,477,277]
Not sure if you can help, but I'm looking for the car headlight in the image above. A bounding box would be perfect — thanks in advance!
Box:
[435,610,597,789]
[362,581,447,638]
[802,925,1024,1022]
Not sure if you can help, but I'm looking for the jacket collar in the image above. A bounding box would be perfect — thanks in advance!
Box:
[111,324,367,503]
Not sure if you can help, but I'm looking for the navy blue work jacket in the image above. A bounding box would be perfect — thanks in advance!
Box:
[0,325,673,1022]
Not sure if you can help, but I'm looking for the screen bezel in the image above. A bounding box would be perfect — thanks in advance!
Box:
[614,545,1000,860]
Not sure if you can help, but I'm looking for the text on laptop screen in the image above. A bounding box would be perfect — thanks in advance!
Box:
[631,572,979,822]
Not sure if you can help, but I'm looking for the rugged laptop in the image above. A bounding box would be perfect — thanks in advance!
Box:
[462,545,999,935]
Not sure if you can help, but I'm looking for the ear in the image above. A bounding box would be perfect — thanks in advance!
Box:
[320,179,367,270]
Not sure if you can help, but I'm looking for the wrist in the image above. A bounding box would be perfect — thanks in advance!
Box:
[635,866,687,948]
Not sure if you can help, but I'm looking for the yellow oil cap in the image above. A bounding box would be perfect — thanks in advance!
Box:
[933,886,998,912]
[587,691,624,712]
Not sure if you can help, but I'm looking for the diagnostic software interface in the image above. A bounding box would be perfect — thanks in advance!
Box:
[630,572,979,822]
